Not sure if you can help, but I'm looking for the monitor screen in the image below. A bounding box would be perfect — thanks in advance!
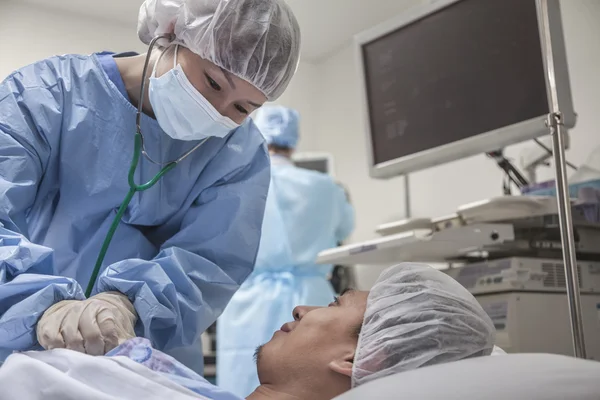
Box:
[362,0,549,166]
[294,158,330,174]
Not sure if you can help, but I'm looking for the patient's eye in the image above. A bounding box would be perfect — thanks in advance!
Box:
[328,296,342,307]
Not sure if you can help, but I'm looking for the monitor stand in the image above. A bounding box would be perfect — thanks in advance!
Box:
[376,218,433,237]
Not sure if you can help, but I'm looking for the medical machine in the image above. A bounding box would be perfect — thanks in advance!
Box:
[356,0,575,179]
[324,0,588,358]
[293,152,334,176]
[446,258,600,359]
[318,194,600,358]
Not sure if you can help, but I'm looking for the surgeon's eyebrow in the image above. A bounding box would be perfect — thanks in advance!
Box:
[219,67,263,109]
[220,67,237,90]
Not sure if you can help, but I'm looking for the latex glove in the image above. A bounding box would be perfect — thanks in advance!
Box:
[36,292,137,355]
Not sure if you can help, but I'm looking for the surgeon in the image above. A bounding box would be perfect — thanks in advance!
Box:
[0,0,300,374]
[217,106,355,397]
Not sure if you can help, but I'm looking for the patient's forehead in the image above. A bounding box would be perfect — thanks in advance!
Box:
[339,289,369,307]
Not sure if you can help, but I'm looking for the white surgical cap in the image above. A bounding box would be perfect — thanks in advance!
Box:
[138,0,301,100]
[352,263,495,388]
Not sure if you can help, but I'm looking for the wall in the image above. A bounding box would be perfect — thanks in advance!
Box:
[311,0,600,245]
[0,1,145,78]
[268,62,320,151]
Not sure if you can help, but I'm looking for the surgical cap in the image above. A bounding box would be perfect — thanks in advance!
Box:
[138,0,301,100]
[352,263,495,388]
[253,106,300,148]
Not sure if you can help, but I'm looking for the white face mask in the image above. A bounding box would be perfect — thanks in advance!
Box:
[148,45,239,141]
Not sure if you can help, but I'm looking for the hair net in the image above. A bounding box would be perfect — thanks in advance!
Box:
[138,0,301,100]
[352,263,495,388]
[253,106,300,148]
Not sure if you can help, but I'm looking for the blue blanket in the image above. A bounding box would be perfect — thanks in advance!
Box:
[108,338,242,400]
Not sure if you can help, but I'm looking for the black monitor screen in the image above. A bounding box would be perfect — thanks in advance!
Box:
[362,0,549,166]
[294,159,329,174]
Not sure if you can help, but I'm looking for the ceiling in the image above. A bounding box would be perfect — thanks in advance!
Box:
[16,0,422,62]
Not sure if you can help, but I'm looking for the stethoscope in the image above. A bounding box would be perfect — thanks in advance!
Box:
[85,34,207,297]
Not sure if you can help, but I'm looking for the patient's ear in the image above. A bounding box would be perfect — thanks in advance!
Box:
[329,352,354,378]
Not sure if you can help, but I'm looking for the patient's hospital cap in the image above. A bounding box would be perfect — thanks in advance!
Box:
[138,0,301,100]
[253,106,300,148]
[352,263,495,388]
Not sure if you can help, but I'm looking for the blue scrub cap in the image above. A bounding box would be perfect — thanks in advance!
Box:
[253,106,300,149]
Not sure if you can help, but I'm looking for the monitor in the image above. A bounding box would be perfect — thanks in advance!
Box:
[356,0,575,179]
[293,152,334,176]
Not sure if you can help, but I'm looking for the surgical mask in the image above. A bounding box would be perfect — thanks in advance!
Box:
[149,45,239,141]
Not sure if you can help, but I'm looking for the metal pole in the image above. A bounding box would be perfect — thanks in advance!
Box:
[404,174,411,218]
[547,114,587,358]
[538,0,586,358]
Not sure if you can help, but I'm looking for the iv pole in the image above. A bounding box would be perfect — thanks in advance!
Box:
[537,0,586,358]
[404,174,411,218]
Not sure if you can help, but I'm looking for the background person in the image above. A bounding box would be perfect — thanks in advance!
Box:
[217,106,355,397]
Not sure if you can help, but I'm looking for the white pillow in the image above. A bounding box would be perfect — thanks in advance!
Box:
[336,354,600,400]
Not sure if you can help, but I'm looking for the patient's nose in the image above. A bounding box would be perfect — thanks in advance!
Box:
[293,305,319,321]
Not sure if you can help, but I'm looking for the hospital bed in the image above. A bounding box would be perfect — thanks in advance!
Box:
[1,347,599,399]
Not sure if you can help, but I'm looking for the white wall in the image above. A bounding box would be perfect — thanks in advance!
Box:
[270,62,320,151]
[309,0,600,243]
[0,1,145,78]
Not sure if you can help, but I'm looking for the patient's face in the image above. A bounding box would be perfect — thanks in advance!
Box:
[255,289,369,397]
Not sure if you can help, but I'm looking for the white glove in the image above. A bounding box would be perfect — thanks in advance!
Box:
[37,292,137,355]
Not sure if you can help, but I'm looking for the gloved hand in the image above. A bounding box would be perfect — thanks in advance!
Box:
[36,292,137,355]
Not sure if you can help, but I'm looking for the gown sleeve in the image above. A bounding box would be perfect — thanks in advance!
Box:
[0,64,86,357]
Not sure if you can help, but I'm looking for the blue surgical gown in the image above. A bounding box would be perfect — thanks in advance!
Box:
[0,53,270,374]
[216,156,354,397]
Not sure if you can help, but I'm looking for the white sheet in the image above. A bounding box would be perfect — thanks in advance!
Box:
[0,350,205,400]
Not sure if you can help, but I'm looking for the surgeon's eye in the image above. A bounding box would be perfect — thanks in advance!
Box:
[205,73,221,91]
[235,104,249,115]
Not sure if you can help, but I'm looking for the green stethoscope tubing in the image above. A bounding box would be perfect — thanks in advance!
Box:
[84,33,205,297]
[84,133,176,297]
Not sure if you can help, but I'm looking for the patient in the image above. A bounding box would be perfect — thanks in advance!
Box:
[246,263,495,399]
[0,264,495,400]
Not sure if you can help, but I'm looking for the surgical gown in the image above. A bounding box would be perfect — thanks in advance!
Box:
[216,156,354,397]
[0,53,270,374]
